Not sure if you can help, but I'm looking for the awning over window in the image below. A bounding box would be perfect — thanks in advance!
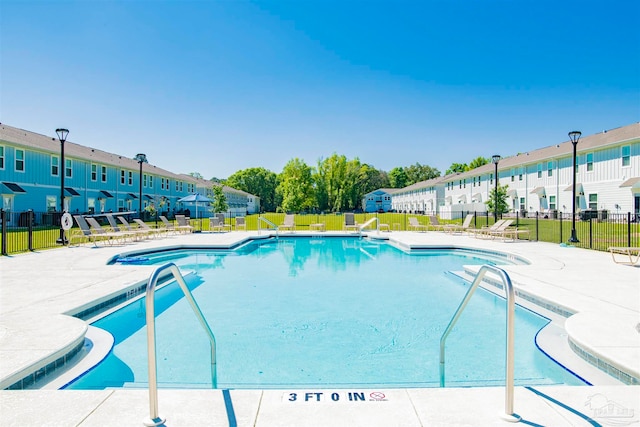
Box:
[64,187,80,196]
[1,182,26,193]
[563,183,584,192]
[127,193,138,199]
[507,189,517,197]
[144,195,153,200]
[619,177,640,188]
[530,187,546,196]
[100,190,114,198]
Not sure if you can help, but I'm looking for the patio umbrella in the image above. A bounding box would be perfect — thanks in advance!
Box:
[178,193,212,219]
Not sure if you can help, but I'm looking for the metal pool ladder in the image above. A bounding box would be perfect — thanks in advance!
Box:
[439,264,521,423]
[143,263,217,427]
[258,216,278,237]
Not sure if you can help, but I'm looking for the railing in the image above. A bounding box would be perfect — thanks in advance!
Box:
[257,216,278,237]
[359,217,378,233]
[143,263,217,427]
[439,265,521,423]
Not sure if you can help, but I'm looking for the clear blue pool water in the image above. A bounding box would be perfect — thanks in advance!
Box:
[67,237,583,389]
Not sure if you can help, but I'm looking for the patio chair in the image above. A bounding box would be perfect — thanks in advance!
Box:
[175,214,194,233]
[407,217,427,232]
[85,217,129,245]
[482,220,515,240]
[209,216,231,232]
[343,213,359,232]
[235,216,247,231]
[280,214,296,231]
[69,215,98,246]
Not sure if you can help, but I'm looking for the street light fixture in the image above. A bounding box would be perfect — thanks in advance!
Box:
[134,153,148,215]
[55,128,69,244]
[568,131,581,243]
[492,154,501,223]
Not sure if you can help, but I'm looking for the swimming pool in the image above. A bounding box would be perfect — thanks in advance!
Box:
[67,237,584,389]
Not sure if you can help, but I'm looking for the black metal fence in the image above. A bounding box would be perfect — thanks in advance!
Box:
[1,209,638,256]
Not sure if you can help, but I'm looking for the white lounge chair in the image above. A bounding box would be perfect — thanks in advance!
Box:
[235,216,247,231]
[280,214,296,231]
[408,217,427,232]
[85,217,129,245]
[175,215,194,233]
[343,213,359,232]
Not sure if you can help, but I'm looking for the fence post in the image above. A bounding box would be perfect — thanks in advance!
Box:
[535,212,539,242]
[589,218,593,248]
[1,209,7,256]
[559,212,563,243]
[28,210,34,251]
[628,212,632,248]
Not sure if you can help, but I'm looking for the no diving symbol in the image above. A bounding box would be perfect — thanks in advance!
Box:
[369,392,386,401]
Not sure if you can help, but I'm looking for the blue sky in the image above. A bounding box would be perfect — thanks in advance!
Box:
[2,0,639,179]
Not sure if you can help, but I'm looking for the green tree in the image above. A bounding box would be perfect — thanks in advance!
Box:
[388,167,408,188]
[486,183,509,217]
[277,158,315,212]
[359,164,390,195]
[404,162,440,185]
[212,184,228,213]
[468,156,489,170]
[226,167,278,212]
[445,162,468,175]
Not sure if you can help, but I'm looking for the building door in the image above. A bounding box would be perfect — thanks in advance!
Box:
[635,195,639,216]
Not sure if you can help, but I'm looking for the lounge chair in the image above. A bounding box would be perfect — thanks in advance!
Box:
[608,247,640,265]
[446,214,474,234]
[343,213,359,232]
[427,215,448,232]
[132,218,166,238]
[85,217,129,245]
[408,217,427,232]
[175,215,194,233]
[69,215,97,246]
[117,216,154,240]
[280,214,296,231]
[468,219,507,238]
[482,220,515,240]
[106,214,146,241]
[159,215,178,234]
[235,216,247,231]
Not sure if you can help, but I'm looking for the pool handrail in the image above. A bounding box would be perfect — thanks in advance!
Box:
[359,217,378,233]
[439,264,521,423]
[143,263,217,426]
[258,216,279,237]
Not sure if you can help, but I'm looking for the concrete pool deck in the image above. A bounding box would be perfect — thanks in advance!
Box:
[1,230,639,426]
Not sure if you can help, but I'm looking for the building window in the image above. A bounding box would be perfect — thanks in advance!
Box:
[519,197,525,211]
[143,174,148,187]
[15,149,25,171]
[101,166,107,182]
[537,163,542,178]
[459,180,462,189]
[149,175,153,189]
[121,170,126,185]
[588,194,598,210]
[0,146,4,169]
[622,145,630,167]
[518,168,523,181]
[549,195,556,210]
[547,161,553,177]
[490,173,493,185]
[46,196,57,212]
[91,164,98,181]
[51,155,59,176]
[510,169,515,182]
[65,158,72,178]
[586,153,593,172]
[128,171,133,185]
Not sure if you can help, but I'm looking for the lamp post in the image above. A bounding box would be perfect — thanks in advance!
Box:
[568,131,581,243]
[492,154,501,223]
[56,128,69,244]
[134,153,147,215]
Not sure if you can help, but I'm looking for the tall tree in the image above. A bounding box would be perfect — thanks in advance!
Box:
[277,158,315,212]
[468,156,489,170]
[404,162,440,185]
[212,184,228,213]
[388,167,408,188]
[225,167,278,212]
[445,162,468,175]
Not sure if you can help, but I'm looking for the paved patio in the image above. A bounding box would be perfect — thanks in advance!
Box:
[1,230,638,426]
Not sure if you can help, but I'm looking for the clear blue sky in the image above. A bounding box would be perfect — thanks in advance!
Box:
[2,0,639,180]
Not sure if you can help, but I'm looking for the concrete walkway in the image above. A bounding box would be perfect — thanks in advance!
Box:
[1,230,638,426]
